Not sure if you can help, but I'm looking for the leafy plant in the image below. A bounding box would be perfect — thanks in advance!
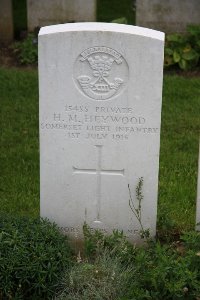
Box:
[164,25,200,70]
[122,237,200,300]
[13,34,38,65]
[0,214,73,299]
[83,223,136,263]
[56,229,200,300]
[181,231,200,252]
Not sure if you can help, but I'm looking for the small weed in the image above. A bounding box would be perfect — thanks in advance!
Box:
[83,223,136,263]
[128,177,150,239]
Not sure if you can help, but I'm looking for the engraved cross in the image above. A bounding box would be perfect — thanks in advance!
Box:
[73,145,124,223]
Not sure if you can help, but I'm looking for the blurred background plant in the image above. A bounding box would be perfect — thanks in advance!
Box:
[13,33,38,65]
[164,25,200,71]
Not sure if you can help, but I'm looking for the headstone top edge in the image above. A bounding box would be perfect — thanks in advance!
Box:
[39,22,165,41]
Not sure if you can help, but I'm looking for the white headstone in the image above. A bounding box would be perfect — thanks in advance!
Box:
[196,140,200,231]
[136,0,200,33]
[39,23,164,243]
[27,0,96,32]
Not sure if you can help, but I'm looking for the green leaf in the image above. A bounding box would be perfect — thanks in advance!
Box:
[182,49,199,61]
[165,47,173,55]
[111,17,127,24]
[178,59,188,70]
[187,25,200,36]
[182,44,192,53]
[167,34,185,43]
[173,51,181,63]
[164,55,175,67]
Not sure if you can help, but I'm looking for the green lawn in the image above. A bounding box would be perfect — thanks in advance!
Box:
[158,75,200,234]
[0,68,39,217]
[0,68,199,235]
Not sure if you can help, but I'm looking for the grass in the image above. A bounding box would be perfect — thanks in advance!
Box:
[0,68,39,217]
[0,67,199,235]
[158,76,200,234]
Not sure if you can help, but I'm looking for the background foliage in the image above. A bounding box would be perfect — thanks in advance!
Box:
[165,26,200,71]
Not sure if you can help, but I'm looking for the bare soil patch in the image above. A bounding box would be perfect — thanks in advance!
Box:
[0,44,37,70]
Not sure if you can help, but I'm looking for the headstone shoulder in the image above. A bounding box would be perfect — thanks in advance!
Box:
[39,22,165,41]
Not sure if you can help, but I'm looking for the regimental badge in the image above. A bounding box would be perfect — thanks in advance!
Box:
[74,46,129,100]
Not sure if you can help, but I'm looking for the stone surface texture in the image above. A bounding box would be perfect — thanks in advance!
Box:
[196,140,200,230]
[39,23,164,243]
[0,0,13,44]
[136,0,200,33]
[27,0,96,32]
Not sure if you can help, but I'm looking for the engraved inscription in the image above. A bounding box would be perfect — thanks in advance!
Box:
[74,46,129,100]
[60,226,140,237]
[40,104,160,140]
[73,145,124,222]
